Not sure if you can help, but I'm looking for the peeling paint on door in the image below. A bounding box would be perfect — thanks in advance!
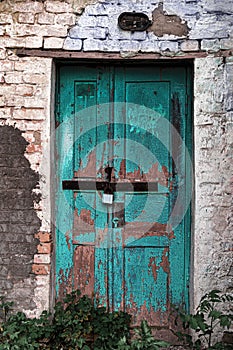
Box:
[55,64,192,333]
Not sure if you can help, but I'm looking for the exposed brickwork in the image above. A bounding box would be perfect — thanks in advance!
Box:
[0,0,232,322]
[0,126,41,310]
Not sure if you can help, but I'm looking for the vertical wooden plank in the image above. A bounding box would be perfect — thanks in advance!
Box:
[55,66,76,297]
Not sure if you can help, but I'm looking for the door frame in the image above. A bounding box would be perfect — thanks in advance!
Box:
[53,59,194,315]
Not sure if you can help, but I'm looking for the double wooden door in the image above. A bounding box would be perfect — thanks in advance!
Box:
[55,64,192,328]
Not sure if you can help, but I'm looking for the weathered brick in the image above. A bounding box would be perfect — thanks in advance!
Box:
[63,37,82,50]
[13,2,44,13]
[6,24,67,38]
[26,143,42,153]
[14,59,50,74]
[44,37,64,49]
[120,40,140,52]
[0,96,5,107]
[83,38,102,51]
[22,74,48,85]
[32,264,50,275]
[25,36,43,49]
[220,38,233,50]
[37,243,52,254]
[45,1,71,13]
[0,49,6,60]
[0,107,12,119]
[15,84,34,96]
[55,13,76,26]
[34,254,50,264]
[97,15,109,28]
[0,37,25,49]
[159,40,179,52]
[202,0,233,13]
[13,108,45,120]
[180,39,199,51]
[18,13,35,24]
[35,232,52,243]
[189,15,230,39]
[0,14,12,24]
[201,39,221,52]
[78,15,97,27]
[4,72,23,84]
[69,26,94,39]
[23,97,46,109]
[94,27,107,40]
[85,3,105,16]
[131,31,147,41]
[5,95,25,107]
[37,13,55,25]
[0,61,14,72]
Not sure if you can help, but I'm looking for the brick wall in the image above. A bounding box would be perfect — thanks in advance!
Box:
[0,0,232,317]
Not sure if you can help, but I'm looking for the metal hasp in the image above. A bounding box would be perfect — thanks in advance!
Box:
[118,12,151,31]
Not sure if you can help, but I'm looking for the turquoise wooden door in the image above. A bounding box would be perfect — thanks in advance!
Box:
[55,64,192,328]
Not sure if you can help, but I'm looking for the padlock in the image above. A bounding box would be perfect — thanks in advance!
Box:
[102,193,113,204]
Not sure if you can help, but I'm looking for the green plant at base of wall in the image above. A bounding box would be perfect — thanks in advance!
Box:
[174,290,233,349]
[0,290,169,350]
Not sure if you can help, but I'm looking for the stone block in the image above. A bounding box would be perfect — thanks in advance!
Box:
[35,232,52,243]
[0,61,13,72]
[220,38,233,50]
[201,39,221,52]
[120,40,140,52]
[0,14,12,24]
[44,37,64,49]
[4,72,23,84]
[37,243,52,254]
[94,27,108,39]
[0,49,6,60]
[83,38,102,51]
[14,59,50,74]
[23,97,46,109]
[37,13,55,25]
[159,40,179,52]
[55,13,76,26]
[69,26,94,39]
[202,0,233,13]
[63,37,83,50]
[32,264,50,275]
[34,254,50,264]
[45,1,71,13]
[78,15,97,27]
[23,73,48,85]
[0,37,26,49]
[131,31,147,41]
[189,15,230,39]
[18,13,35,24]
[140,40,160,53]
[25,36,43,49]
[13,2,44,13]
[180,39,199,51]
[108,24,131,40]
[12,108,45,120]
[85,3,105,16]
[101,39,121,52]
[97,15,109,28]
[5,95,25,107]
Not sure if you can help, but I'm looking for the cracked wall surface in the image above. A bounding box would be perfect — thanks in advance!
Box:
[0,0,232,318]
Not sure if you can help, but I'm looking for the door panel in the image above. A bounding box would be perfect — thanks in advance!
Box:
[55,64,192,329]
